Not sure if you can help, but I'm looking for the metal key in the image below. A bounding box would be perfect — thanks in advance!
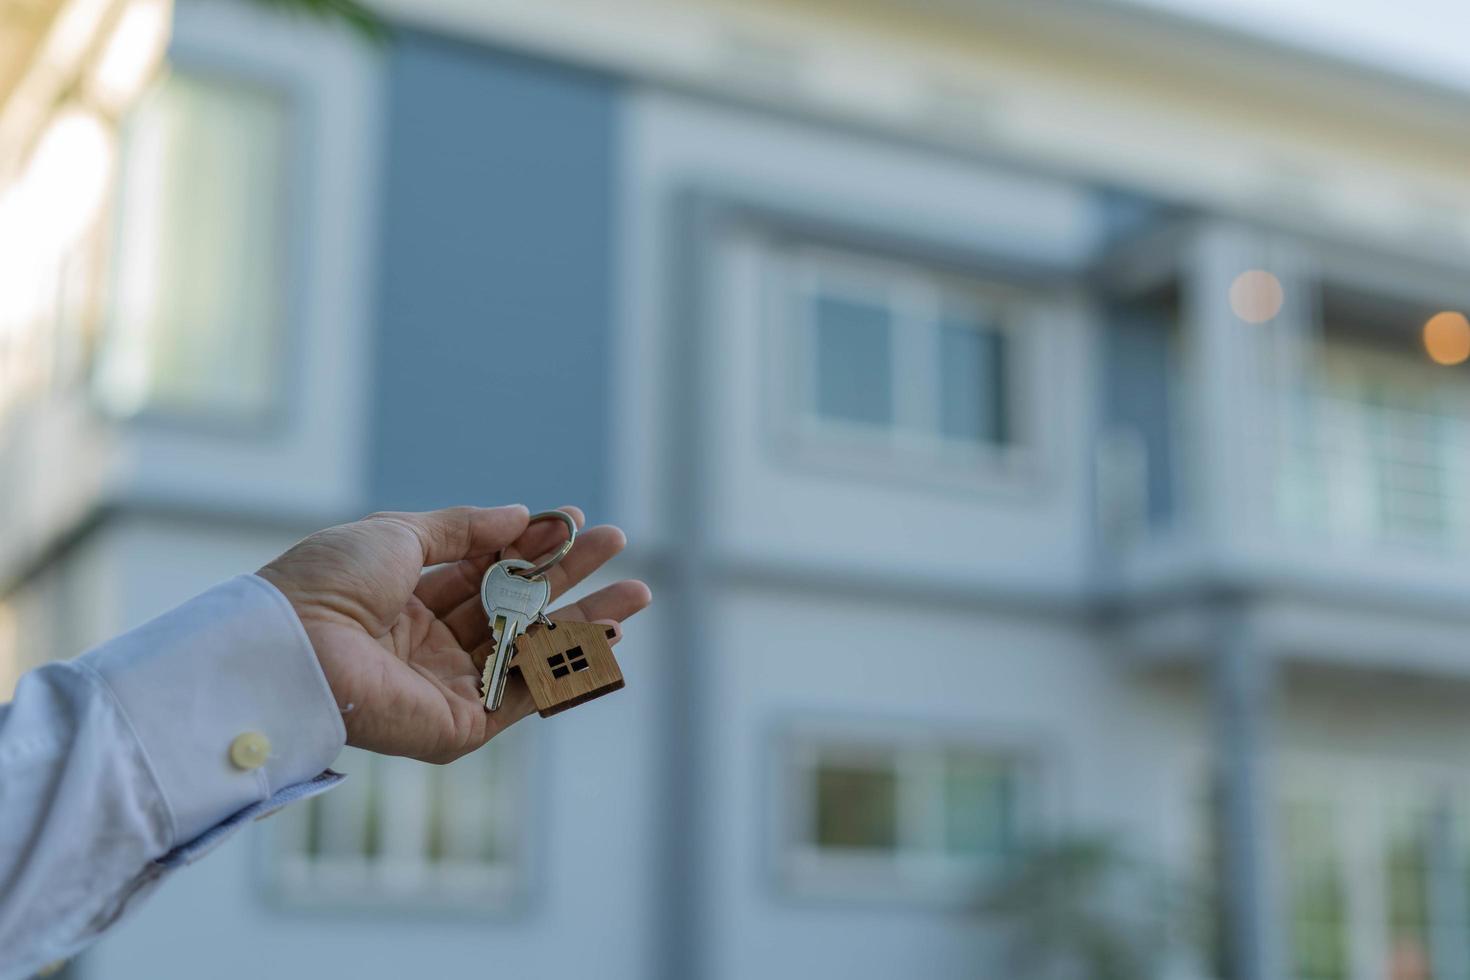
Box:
[479,558,551,711]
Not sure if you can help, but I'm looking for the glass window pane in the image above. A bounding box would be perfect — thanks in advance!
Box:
[812,292,893,427]
[1385,804,1437,980]
[1279,343,1460,549]
[97,71,289,421]
[434,740,511,865]
[938,312,1008,444]
[812,759,899,851]
[279,740,517,903]
[1283,799,1349,980]
[942,751,1016,858]
[1364,382,1449,540]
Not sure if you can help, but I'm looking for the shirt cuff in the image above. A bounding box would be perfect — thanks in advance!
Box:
[156,770,346,868]
[79,574,347,847]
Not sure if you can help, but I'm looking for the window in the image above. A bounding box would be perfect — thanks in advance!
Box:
[812,291,894,427]
[1204,762,1470,980]
[1385,803,1436,980]
[1283,799,1349,980]
[270,740,522,909]
[1277,344,1470,550]
[1101,283,1184,534]
[812,756,899,851]
[0,106,113,429]
[938,310,1009,444]
[1274,285,1470,552]
[787,248,1022,460]
[546,646,590,678]
[95,68,292,423]
[782,731,1030,902]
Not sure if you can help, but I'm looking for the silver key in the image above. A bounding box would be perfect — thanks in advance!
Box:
[479,558,551,711]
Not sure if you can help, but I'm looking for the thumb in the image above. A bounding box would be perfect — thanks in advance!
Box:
[366,504,531,567]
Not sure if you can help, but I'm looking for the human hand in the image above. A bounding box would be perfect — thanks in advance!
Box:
[257,504,651,762]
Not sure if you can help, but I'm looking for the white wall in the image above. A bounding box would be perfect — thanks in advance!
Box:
[695,584,1208,980]
[614,87,1216,979]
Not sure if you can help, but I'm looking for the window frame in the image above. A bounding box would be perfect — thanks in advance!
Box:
[1277,334,1470,552]
[1195,753,1470,980]
[773,720,1044,906]
[259,735,532,915]
[701,204,1069,500]
[771,242,1038,482]
[94,52,308,436]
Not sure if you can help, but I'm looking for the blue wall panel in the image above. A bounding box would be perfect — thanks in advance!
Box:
[371,33,616,517]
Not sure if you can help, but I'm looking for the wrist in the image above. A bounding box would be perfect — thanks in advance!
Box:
[253,567,351,724]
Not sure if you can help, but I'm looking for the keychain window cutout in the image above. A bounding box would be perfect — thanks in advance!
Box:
[545,647,590,678]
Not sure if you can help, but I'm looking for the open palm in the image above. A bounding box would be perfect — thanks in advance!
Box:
[258,504,650,763]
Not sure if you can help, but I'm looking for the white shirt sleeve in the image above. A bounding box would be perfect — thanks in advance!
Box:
[0,574,347,980]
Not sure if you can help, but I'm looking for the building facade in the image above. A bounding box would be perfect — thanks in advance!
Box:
[6,1,1470,978]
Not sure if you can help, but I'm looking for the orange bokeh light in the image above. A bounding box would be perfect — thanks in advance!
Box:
[1228,270,1284,324]
[1423,311,1470,366]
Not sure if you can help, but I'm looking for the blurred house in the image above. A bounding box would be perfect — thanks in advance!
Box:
[5,0,1470,978]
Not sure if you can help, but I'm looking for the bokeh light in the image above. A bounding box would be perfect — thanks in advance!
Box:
[1229,269,1285,324]
[22,106,114,249]
[1423,311,1470,366]
[90,0,171,112]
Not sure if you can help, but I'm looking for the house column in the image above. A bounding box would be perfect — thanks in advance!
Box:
[1209,604,1286,980]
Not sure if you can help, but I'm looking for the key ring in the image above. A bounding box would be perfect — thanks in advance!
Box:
[508,509,578,579]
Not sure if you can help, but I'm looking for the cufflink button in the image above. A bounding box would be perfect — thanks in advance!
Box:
[229,732,271,771]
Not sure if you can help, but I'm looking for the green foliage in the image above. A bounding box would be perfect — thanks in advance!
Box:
[240,0,388,42]
[981,836,1206,980]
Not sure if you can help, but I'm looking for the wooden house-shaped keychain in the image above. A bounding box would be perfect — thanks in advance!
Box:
[512,619,625,717]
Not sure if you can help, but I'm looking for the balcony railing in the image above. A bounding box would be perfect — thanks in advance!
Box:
[1271,341,1470,556]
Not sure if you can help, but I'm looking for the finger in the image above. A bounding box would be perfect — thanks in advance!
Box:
[369,505,530,567]
[542,524,625,601]
[439,525,628,649]
[417,506,585,621]
[549,579,652,626]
